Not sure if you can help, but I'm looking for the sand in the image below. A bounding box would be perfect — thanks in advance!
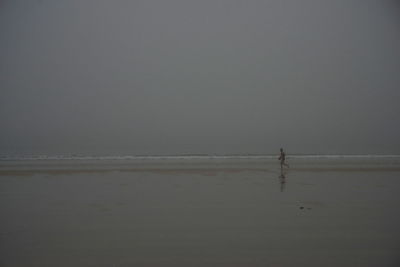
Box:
[1,157,400,267]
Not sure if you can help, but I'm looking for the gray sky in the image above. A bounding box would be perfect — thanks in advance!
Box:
[1,0,400,155]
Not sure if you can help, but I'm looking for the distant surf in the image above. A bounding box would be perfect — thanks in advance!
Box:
[1,154,399,161]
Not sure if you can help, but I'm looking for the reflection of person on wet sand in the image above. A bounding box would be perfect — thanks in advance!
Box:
[279,170,286,192]
[279,148,289,169]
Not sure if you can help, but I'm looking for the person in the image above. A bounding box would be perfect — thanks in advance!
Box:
[278,148,289,169]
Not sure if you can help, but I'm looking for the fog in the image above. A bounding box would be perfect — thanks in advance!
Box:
[1,0,400,155]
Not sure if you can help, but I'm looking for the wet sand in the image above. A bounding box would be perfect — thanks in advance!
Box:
[1,157,400,266]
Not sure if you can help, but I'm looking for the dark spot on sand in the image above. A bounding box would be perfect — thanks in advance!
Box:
[300,206,304,210]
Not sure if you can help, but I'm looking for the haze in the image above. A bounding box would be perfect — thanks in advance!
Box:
[1,0,399,155]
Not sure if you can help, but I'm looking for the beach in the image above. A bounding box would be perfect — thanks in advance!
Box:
[1,156,400,267]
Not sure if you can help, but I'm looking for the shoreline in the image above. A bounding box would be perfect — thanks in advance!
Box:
[1,157,400,176]
[1,167,400,177]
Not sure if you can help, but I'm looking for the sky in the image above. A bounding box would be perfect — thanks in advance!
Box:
[1,0,400,155]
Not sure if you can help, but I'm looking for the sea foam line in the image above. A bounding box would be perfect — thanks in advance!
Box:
[0,154,399,161]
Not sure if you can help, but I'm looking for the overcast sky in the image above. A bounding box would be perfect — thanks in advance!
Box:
[1,0,399,155]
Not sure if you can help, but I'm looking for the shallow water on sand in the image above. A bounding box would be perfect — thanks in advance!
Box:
[1,158,400,267]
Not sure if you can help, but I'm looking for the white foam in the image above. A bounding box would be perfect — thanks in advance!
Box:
[0,154,399,161]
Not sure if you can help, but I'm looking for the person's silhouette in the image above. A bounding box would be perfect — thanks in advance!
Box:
[279,148,289,169]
